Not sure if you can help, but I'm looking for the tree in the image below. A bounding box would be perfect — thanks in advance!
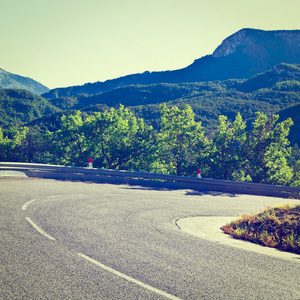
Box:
[0,126,28,162]
[208,113,248,181]
[20,126,53,163]
[287,143,300,187]
[49,111,86,166]
[155,104,208,176]
[84,105,154,170]
[242,112,293,185]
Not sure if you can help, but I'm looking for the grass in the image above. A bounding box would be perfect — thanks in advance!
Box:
[220,204,300,254]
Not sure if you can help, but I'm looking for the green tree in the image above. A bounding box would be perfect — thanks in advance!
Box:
[242,112,293,185]
[20,126,52,163]
[84,105,154,170]
[0,126,28,162]
[288,143,300,186]
[155,104,208,176]
[49,111,86,166]
[207,113,248,181]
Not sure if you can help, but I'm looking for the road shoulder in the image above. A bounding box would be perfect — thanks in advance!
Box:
[177,216,300,261]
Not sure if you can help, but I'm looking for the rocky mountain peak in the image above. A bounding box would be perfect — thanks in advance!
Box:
[212,28,300,58]
[212,28,257,58]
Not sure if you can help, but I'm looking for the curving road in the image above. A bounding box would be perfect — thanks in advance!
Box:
[0,177,299,299]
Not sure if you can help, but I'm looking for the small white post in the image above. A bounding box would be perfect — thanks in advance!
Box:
[197,169,201,178]
[88,158,93,169]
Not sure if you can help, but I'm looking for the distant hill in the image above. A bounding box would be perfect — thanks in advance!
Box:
[49,81,225,110]
[238,63,300,92]
[46,77,300,133]
[0,89,60,127]
[42,28,300,99]
[0,68,49,95]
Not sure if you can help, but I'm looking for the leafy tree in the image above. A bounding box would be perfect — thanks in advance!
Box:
[48,111,87,166]
[83,105,154,170]
[155,104,208,176]
[288,144,300,186]
[20,126,54,163]
[47,106,154,169]
[207,113,248,181]
[242,112,293,185]
[0,126,28,161]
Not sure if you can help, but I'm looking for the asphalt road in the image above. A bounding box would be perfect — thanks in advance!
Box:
[0,177,299,299]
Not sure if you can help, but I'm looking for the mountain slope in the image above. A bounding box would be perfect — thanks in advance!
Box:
[0,68,49,95]
[49,81,225,110]
[238,63,300,92]
[0,89,60,127]
[42,28,300,99]
[45,80,299,132]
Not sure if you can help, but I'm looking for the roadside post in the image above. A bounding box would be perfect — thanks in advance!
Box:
[88,158,93,169]
[197,169,201,178]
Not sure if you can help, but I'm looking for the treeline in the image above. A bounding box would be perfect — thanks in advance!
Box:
[1,104,299,187]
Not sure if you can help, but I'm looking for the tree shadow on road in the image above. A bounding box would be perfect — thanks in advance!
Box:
[119,183,239,198]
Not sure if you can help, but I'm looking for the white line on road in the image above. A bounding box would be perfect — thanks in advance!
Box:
[22,199,37,211]
[25,217,56,241]
[78,253,183,300]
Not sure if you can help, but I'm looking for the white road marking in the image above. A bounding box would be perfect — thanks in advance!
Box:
[25,217,56,241]
[22,199,37,211]
[78,253,183,300]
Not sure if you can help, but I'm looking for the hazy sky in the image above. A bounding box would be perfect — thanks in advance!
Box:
[1,0,299,89]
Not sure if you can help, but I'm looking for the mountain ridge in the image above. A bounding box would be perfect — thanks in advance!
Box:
[43,63,300,137]
[238,63,300,92]
[212,28,300,58]
[0,68,49,95]
[42,28,300,99]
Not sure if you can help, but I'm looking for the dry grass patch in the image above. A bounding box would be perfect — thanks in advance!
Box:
[221,204,300,254]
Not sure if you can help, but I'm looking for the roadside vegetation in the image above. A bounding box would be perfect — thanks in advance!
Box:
[221,204,300,254]
[1,104,300,187]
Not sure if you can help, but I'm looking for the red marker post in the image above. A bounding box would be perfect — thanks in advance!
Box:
[197,169,201,178]
[88,158,93,169]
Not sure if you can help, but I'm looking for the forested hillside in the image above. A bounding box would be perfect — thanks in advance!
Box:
[45,65,300,139]
[2,65,300,145]
[238,63,300,92]
[0,89,60,127]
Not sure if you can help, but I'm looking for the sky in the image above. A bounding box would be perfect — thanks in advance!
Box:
[1,0,300,89]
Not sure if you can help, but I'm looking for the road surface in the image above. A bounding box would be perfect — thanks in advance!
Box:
[0,177,299,299]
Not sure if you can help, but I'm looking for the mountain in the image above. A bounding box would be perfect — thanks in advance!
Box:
[0,89,60,127]
[42,28,300,99]
[49,81,225,110]
[0,68,49,95]
[238,63,300,92]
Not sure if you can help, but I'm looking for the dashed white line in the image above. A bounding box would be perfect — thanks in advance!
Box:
[22,199,37,211]
[78,253,182,300]
[25,217,56,241]
[22,196,181,298]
